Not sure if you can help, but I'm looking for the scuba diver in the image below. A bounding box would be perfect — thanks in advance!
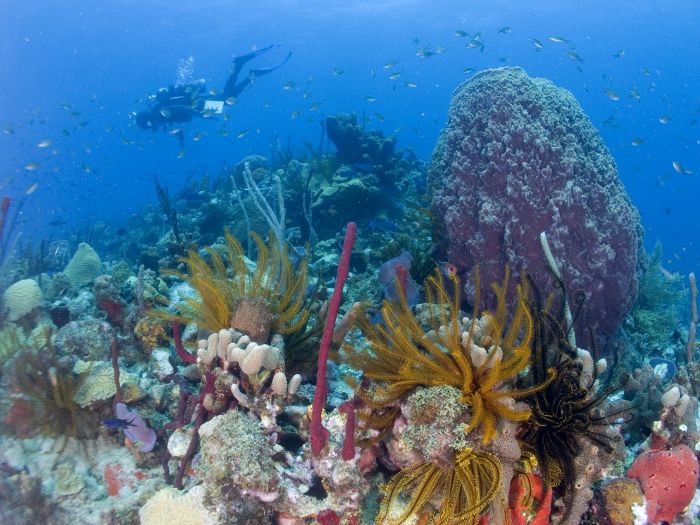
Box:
[134,45,291,147]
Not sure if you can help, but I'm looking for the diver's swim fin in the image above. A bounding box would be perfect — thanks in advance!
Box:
[248,51,292,77]
[233,44,280,68]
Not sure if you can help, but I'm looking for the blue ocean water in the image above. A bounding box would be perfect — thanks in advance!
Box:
[2,3,700,523]
[1,0,698,276]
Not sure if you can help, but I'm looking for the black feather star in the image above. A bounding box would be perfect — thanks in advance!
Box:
[519,276,630,519]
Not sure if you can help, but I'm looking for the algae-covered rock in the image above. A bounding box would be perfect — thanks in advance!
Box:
[198,410,279,495]
[64,242,102,289]
[53,460,85,496]
[400,385,472,462]
[55,318,111,360]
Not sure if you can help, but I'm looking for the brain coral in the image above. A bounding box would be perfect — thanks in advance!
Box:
[3,278,43,321]
[64,242,102,288]
[429,67,643,340]
[139,485,217,525]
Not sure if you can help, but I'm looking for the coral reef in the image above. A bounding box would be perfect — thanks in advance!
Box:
[627,243,687,355]
[1,66,695,525]
[325,113,397,168]
[429,67,643,341]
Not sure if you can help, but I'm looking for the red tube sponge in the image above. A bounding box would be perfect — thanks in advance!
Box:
[310,222,357,456]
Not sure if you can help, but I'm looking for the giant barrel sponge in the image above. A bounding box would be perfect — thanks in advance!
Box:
[429,67,643,340]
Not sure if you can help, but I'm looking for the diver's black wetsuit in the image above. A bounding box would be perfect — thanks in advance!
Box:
[135,45,291,145]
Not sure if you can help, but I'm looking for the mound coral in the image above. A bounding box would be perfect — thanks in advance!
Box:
[164,230,308,343]
[3,278,42,321]
[64,242,102,289]
[429,66,642,340]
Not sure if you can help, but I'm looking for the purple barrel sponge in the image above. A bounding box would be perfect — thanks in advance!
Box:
[429,67,643,342]
[115,402,156,452]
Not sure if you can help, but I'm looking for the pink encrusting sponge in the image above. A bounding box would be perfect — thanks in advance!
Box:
[627,444,699,524]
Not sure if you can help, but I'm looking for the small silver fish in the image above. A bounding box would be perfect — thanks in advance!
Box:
[602,89,620,101]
